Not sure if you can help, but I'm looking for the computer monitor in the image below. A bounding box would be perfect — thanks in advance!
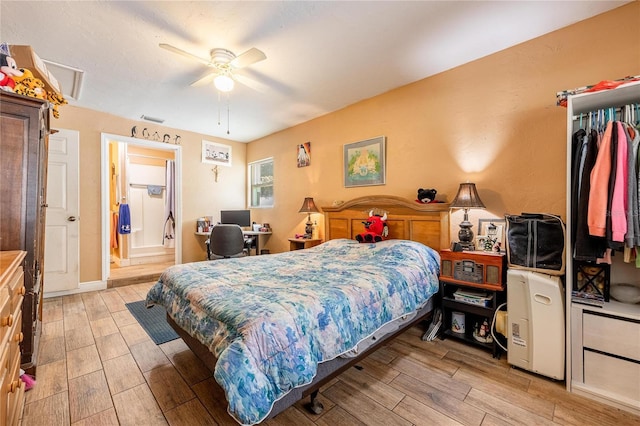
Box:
[220,209,251,228]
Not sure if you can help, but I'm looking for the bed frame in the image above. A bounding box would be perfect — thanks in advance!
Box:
[168,195,451,422]
[322,195,450,249]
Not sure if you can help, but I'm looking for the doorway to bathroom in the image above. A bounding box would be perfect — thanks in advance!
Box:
[100,133,182,285]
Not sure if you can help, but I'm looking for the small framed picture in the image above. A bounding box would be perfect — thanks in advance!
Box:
[343,136,386,187]
[478,219,506,252]
[202,140,232,166]
[297,142,311,167]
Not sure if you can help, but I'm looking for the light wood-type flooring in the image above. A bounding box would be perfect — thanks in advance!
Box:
[107,261,175,288]
[22,281,640,425]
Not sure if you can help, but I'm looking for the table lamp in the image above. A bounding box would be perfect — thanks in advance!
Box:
[298,197,319,238]
[449,182,485,251]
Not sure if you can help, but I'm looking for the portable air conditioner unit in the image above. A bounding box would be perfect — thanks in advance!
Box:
[504,269,565,380]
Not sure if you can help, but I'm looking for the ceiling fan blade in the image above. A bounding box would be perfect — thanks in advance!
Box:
[190,71,217,87]
[159,43,212,67]
[233,73,269,93]
[230,47,266,69]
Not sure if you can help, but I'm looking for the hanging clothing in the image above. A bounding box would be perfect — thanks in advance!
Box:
[163,160,175,246]
[588,121,614,237]
[118,203,131,234]
[624,124,640,248]
[574,129,605,261]
[610,122,628,244]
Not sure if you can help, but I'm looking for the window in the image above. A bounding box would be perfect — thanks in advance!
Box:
[248,158,273,208]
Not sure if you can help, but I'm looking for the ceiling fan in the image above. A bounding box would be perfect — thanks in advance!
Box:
[159,43,267,92]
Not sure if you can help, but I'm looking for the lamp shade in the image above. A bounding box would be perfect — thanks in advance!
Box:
[214,74,235,92]
[449,183,486,210]
[298,197,319,213]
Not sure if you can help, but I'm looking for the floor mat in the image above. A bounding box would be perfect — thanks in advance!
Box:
[125,300,179,345]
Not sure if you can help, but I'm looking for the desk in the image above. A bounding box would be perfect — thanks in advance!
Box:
[195,230,272,255]
[242,231,272,255]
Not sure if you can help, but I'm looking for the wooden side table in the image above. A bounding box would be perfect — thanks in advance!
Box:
[288,238,322,251]
[439,249,507,358]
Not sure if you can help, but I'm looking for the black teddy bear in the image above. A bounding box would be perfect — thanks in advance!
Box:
[416,188,438,203]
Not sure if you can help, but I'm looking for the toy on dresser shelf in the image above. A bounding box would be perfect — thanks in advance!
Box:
[11,67,68,118]
[13,69,47,99]
[416,188,444,204]
[0,50,22,91]
[355,210,388,243]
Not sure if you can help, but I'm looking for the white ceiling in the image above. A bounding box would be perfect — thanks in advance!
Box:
[0,1,629,142]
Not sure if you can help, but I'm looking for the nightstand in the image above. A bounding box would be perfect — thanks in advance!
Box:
[439,249,507,358]
[288,238,322,251]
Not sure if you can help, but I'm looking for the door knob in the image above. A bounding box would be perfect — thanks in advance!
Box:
[67,216,77,222]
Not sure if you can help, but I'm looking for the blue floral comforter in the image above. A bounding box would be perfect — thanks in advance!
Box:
[146,238,440,425]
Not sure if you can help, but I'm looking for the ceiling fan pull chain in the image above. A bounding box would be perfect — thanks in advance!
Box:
[217,92,222,126]
[227,99,230,135]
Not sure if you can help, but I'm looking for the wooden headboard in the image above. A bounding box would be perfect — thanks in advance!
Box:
[321,195,450,251]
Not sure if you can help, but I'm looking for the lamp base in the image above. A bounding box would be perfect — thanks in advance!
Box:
[304,216,313,239]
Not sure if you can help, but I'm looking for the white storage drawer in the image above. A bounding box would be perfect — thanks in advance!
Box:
[583,312,640,362]
[584,350,640,408]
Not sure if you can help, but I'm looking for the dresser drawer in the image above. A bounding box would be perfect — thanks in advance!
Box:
[8,306,22,368]
[0,340,9,425]
[0,287,10,349]
[583,312,640,362]
[6,267,24,312]
[5,343,22,426]
[584,350,640,408]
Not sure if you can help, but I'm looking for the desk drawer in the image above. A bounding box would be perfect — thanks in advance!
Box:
[583,312,640,362]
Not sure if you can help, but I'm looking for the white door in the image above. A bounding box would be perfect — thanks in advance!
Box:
[44,129,80,293]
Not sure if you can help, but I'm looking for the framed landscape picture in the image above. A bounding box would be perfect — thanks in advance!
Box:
[343,136,386,187]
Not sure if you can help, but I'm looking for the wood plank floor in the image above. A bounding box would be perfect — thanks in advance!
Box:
[22,282,640,425]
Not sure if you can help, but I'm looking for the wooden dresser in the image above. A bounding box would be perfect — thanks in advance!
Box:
[0,251,27,425]
[0,92,50,375]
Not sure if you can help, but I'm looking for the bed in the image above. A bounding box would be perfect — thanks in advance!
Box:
[146,195,450,424]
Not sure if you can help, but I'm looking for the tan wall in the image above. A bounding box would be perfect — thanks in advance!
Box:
[53,107,247,282]
[247,2,640,253]
[53,3,639,281]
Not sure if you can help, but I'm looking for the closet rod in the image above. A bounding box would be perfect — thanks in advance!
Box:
[129,183,165,188]
[571,104,638,121]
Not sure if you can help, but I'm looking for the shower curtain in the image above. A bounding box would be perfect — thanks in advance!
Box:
[163,160,176,247]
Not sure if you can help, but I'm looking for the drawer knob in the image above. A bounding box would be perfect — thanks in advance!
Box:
[9,380,19,393]
[14,332,23,343]
[1,314,13,327]
[19,286,25,296]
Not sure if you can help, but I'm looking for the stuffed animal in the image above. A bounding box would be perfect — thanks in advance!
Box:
[0,51,23,91]
[13,69,47,100]
[355,211,388,243]
[45,89,68,119]
[416,188,437,203]
[13,68,67,118]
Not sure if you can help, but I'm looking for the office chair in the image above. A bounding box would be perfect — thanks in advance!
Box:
[206,224,247,260]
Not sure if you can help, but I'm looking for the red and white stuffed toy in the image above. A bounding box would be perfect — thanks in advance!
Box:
[0,51,23,91]
[355,211,388,243]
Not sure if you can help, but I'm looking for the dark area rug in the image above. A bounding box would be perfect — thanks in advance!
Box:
[125,301,179,345]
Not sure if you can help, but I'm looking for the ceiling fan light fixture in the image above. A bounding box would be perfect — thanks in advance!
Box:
[214,74,234,92]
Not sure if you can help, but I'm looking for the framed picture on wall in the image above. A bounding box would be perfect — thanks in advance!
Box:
[343,136,386,187]
[297,142,311,167]
[202,140,232,166]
